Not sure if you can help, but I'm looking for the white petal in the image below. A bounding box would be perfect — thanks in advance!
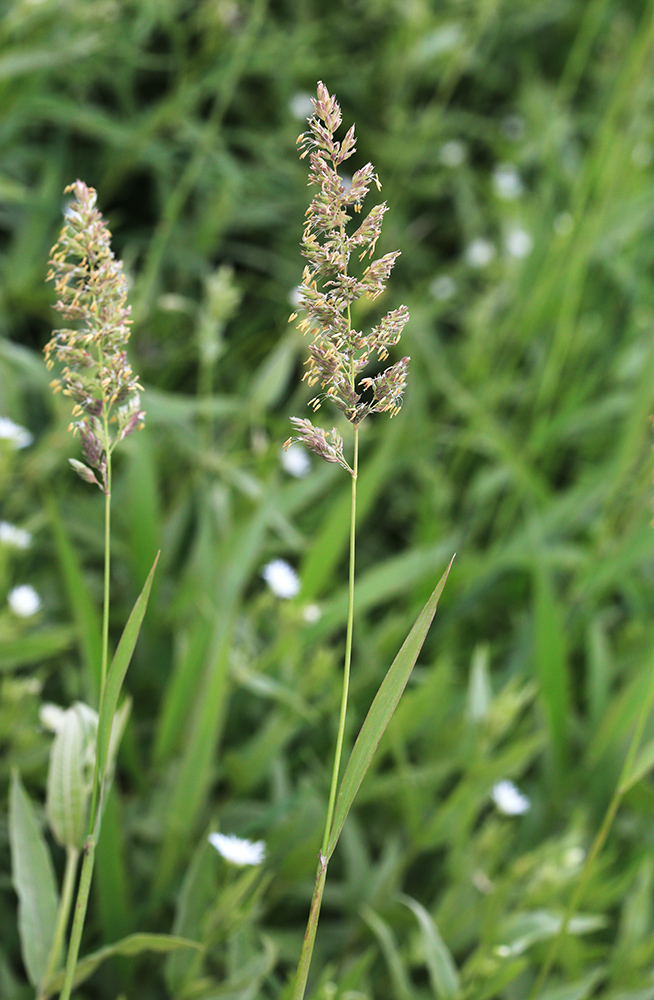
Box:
[465,238,495,268]
[262,559,300,599]
[492,779,530,815]
[0,416,33,448]
[208,832,266,866]
[8,584,42,617]
[0,522,32,549]
[281,444,311,478]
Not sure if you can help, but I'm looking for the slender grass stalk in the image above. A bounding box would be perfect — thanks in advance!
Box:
[44,181,145,998]
[529,657,654,999]
[38,847,79,1000]
[286,83,410,998]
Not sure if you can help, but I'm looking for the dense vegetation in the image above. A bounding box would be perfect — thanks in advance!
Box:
[3,1,654,997]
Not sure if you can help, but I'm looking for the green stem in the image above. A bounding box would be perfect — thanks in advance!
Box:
[57,838,96,1000]
[58,439,113,1000]
[529,658,654,999]
[291,425,359,1000]
[38,847,80,999]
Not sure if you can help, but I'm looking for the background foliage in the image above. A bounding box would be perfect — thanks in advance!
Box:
[3,0,654,997]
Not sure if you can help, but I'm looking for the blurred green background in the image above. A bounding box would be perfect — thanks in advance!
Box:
[3,0,654,997]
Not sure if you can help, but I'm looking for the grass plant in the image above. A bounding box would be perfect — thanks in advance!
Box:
[3,2,654,998]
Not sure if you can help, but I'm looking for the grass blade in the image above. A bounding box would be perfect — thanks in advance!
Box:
[326,556,454,860]
[96,553,159,782]
[398,893,460,998]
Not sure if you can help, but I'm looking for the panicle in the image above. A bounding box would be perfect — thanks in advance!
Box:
[288,83,410,469]
[44,181,145,491]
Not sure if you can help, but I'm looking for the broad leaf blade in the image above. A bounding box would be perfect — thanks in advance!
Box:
[326,556,454,859]
[9,771,59,987]
[42,933,201,997]
[96,553,159,781]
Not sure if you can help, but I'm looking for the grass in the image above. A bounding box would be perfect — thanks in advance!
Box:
[2,0,654,997]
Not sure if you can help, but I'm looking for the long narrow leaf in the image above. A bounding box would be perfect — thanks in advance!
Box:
[96,553,159,780]
[9,771,59,988]
[42,932,201,997]
[399,893,460,998]
[326,556,454,859]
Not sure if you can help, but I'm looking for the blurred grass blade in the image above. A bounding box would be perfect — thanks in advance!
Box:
[360,904,413,1000]
[0,625,75,672]
[96,553,159,782]
[326,556,454,860]
[9,771,59,988]
[47,494,102,699]
[42,933,201,998]
[534,567,571,776]
[398,893,460,998]
[619,736,654,794]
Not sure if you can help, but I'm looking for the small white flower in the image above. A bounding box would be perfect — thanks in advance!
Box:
[492,779,530,815]
[289,92,314,121]
[0,417,33,449]
[262,559,300,599]
[281,444,311,478]
[465,238,495,269]
[208,832,266,866]
[429,275,456,301]
[8,584,42,617]
[39,703,67,733]
[505,227,533,259]
[0,522,32,549]
[303,603,322,623]
[289,285,303,308]
[492,164,523,200]
[439,140,467,167]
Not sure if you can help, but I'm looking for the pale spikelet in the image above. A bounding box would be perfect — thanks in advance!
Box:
[287,83,409,469]
[44,181,144,492]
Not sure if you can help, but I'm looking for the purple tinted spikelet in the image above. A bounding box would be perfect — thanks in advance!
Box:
[45,181,144,492]
[287,83,409,468]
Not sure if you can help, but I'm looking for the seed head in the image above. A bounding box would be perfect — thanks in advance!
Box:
[44,181,144,491]
[287,83,409,469]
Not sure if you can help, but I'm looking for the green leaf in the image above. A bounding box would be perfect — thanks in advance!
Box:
[0,625,75,672]
[398,894,460,998]
[9,771,59,988]
[42,933,201,998]
[326,556,454,859]
[96,553,159,787]
[46,703,97,849]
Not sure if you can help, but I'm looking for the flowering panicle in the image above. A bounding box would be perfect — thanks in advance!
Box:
[44,181,144,492]
[286,82,409,470]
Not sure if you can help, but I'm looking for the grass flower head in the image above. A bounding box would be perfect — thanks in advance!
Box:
[44,181,144,492]
[286,82,409,473]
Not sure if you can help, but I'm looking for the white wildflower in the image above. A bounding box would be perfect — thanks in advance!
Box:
[208,832,266,866]
[281,443,310,478]
[465,238,495,269]
[492,164,523,199]
[439,140,467,167]
[262,559,300,599]
[429,275,456,301]
[289,92,315,121]
[0,417,33,449]
[40,703,67,733]
[0,522,32,549]
[505,227,533,259]
[303,603,321,623]
[289,285,303,308]
[8,584,42,617]
[492,779,530,815]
